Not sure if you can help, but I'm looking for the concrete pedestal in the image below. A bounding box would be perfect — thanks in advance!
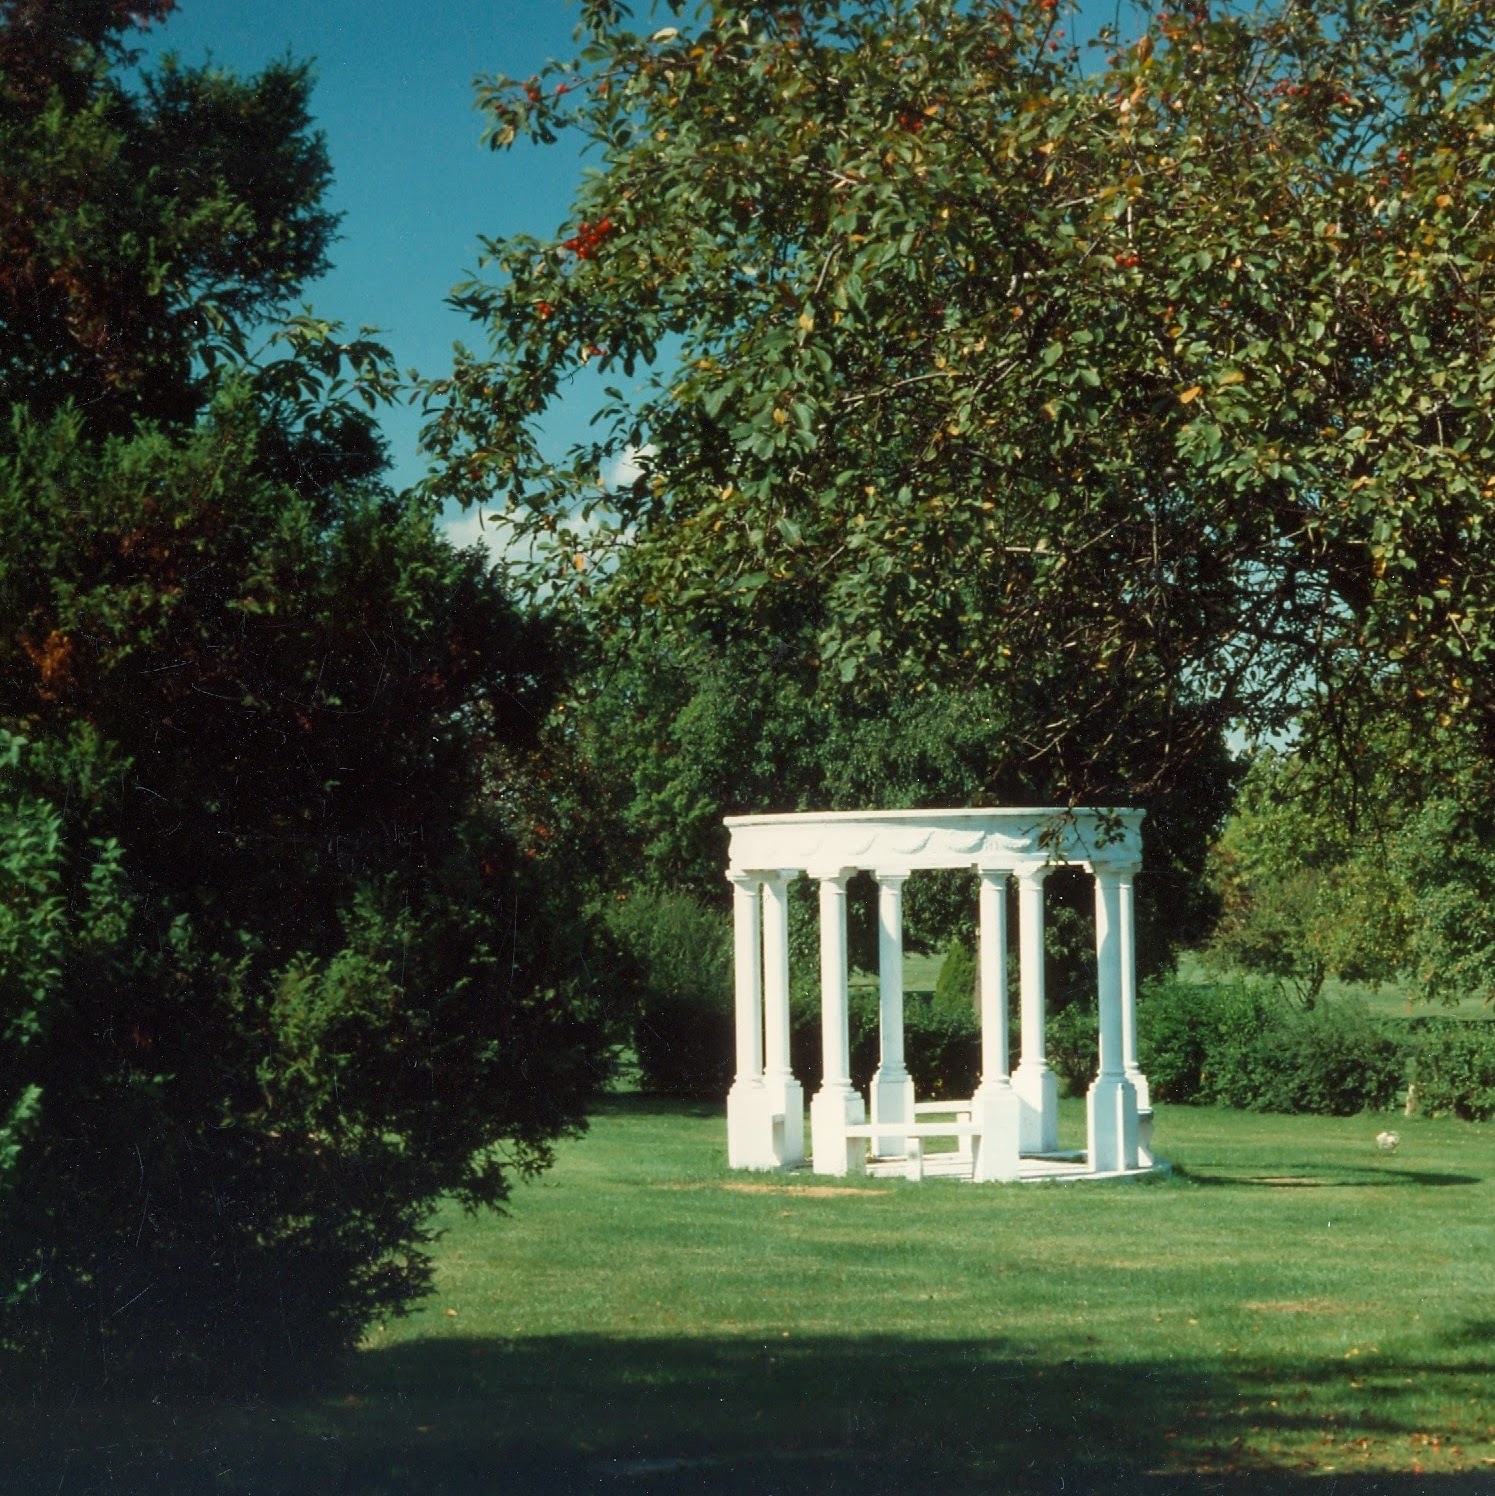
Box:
[727,1080,776,1170]
[1086,1073,1139,1173]
[763,1074,805,1167]
[810,1084,866,1175]
[870,1068,915,1157]
[1013,1061,1059,1153]
[970,1081,1022,1182]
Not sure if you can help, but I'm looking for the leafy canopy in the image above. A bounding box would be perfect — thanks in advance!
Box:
[429,0,1495,797]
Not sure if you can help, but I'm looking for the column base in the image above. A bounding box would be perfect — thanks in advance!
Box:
[810,1084,866,1176]
[1125,1065,1152,1113]
[870,1067,915,1156]
[1125,1066,1153,1165]
[763,1073,805,1167]
[727,1079,775,1171]
[1086,1072,1139,1173]
[970,1081,1021,1182]
[1013,1062,1059,1153]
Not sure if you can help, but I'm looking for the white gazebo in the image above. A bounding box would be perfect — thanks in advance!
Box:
[724,807,1156,1183]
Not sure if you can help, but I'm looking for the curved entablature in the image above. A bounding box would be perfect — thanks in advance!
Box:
[724,807,1144,877]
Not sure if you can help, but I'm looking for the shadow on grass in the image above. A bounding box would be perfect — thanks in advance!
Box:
[1442,1319,1495,1351]
[1175,1163,1482,1189]
[5,1331,1493,1495]
[593,1094,724,1119]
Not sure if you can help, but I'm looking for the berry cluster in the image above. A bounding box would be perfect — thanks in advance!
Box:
[562,219,617,260]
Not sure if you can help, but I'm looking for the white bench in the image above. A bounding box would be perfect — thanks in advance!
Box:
[843,1119,983,1181]
[909,1101,969,1142]
[915,1101,974,1159]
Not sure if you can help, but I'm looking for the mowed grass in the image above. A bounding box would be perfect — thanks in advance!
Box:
[4,1100,1492,1495]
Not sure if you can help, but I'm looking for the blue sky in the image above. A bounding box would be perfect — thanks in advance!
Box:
[138,0,1128,516]
[139,0,599,497]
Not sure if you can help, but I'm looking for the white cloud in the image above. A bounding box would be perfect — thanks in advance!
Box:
[600,442,656,492]
[440,447,651,572]
[441,504,506,559]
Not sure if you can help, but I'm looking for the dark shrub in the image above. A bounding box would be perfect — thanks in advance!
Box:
[903,993,982,1099]
[1140,977,1404,1114]
[1409,1018,1495,1120]
[1257,1000,1406,1115]
[607,891,734,1098]
[0,481,613,1391]
[792,982,981,1100]
[1138,977,1271,1103]
[1045,1001,1099,1098]
[933,939,977,1013]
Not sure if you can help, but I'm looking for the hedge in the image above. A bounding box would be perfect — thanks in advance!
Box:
[608,893,1494,1121]
[1407,1017,1495,1121]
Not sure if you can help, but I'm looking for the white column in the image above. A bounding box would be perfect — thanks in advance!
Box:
[1117,865,1153,1164]
[1118,870,1149,1107]
[810,868,865,1175]
[1086,863,1139,1172]
[971,866,1020,1181]
[1011,863,1058,1153]
[977,869,1010,1083]
[725,872,771,1169]
[760,869,805,1167]
[870,870,915,1156]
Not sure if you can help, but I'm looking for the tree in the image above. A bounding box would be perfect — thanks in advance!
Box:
[1207,721,1495,1008]
[0,0,337,432]
[565,626,1231,973]
[428,0,1495,804]
[0,5,610,1387]
[1205,748,1409,1003]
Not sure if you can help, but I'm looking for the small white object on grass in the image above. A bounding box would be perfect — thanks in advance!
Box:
[1376,1130,1400,1152]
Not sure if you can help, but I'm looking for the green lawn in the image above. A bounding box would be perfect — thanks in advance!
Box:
[851,948,945,994]
[4,1099,1493,1494]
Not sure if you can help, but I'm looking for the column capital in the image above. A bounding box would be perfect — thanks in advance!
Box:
[1089,856,1141,881]
[874,868,911,887]
[760,867,801,891]
[808,864,855,887]
[976,863,1013,885]
[1012,859,1053,887]
[725,868,761,890]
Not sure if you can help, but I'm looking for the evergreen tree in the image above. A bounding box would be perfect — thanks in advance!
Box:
[0,4,611,1387]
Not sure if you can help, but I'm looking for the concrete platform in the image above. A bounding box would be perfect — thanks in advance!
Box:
[863,1149,1169,1183]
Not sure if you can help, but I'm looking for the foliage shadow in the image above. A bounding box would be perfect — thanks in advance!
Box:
[6,1330,1494,1494]
[1172,1162,1482,1189]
